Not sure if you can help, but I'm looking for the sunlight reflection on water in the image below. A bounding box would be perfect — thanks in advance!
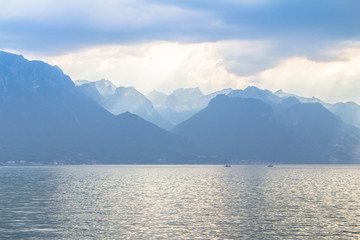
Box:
[0,165,360,239]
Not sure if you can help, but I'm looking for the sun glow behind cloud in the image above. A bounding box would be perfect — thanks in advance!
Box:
[2,0,359,103]
[254,46,360,103]
[41,41,249,94]
[37,40,360,104]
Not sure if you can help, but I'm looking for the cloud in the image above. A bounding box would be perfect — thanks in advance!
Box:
[1,0,360,104]
[249,45,360,103]
[40,41,249,94]
[36,40,360,104]
[0,0,218,54]
[1,0,359,57]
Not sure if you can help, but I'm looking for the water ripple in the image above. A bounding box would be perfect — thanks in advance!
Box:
[0,165,359,239]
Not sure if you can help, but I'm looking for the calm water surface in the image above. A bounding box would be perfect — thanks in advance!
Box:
[0,165,360,239]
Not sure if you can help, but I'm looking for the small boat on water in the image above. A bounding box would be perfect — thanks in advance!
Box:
[267,165,274,167]
[224,164,231,167]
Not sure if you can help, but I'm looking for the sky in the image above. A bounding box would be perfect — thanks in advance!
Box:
[1,0,360,103]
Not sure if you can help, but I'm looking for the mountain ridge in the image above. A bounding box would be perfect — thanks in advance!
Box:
[1,50,359,164]
[0,51,199,164]
[174,95,360,164]
[78,79,173,130]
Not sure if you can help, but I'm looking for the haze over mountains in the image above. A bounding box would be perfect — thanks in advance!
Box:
[274,90,360,129]
[175,95,360,163]
[78,78,360,131]
[1,51,360,164]
[76,80,173,129]
[0,51,198,164]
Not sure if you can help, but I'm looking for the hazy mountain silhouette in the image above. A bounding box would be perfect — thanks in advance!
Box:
[151,87,232,125]
[280,102,360,162]
[0,51,197,164]
[274,89,360,129]
[1,51,359,164]
[228,86,282,104]
[174,95,360,163]
[78,80,173,130]
[328,102,360,129]
[146,90,168,109]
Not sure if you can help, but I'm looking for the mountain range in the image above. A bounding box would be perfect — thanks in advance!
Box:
[76,80,173,129]
[149,87,232,126]
[78,78,360,132]
[1,51,359,164]
[274,89,360,129]
[0,51,199,164]
[175,95,360,163]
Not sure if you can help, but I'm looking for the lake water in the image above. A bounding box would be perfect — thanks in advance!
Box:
[0,165,359,239]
